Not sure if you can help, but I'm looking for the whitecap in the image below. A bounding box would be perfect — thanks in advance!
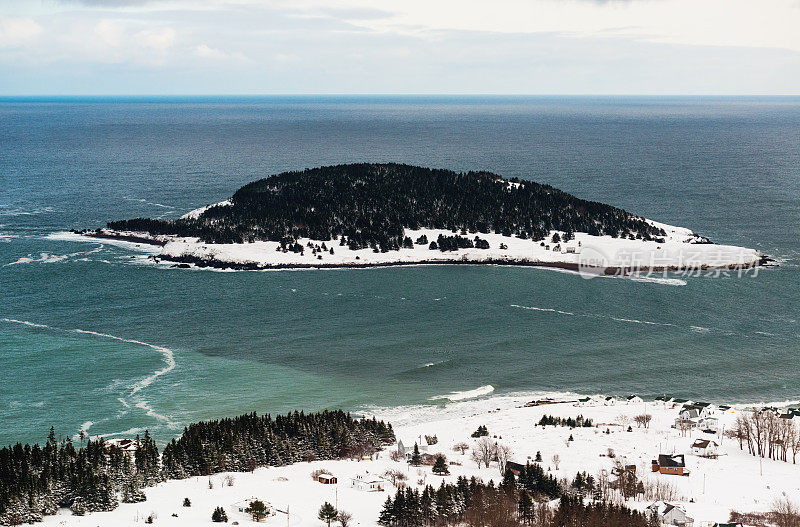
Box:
[430,384,495,402]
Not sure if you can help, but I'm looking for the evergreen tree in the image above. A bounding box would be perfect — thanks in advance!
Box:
[432,455,449,475]
[410,444,422,466]
[318,502,337,527]
[212,506,228,522]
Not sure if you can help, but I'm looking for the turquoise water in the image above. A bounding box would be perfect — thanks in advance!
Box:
[1,96,799,446]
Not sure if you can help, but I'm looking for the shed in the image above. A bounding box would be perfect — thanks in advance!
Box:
[318,474,338,484]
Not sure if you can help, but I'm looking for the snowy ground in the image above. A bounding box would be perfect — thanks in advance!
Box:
[41,392,800,527]
[83,219,761,274]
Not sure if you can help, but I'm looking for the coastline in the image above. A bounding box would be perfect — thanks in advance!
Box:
[78,225,766,274]
[38,389,800,527]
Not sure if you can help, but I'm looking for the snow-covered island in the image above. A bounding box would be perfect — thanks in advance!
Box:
[27,393,800,527]
[81,163,764,273]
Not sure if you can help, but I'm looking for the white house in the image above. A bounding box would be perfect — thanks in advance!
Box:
[691,439,719,457]
[574,397,592,407]
[626,395,644,405]
[603,396,617,406]
[104,438,138,458]
[350,473,385,492]
[397,437,429,460]
[647,502,694,527]
[697,416,720,432]
[679,406,700,420]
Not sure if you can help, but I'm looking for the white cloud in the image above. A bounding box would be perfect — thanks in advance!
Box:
[134,27,175,51]
[0,17,43,48]
[195,43,226,59]
[94,19,124,47]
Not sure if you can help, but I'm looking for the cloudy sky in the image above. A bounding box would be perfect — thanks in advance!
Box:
[1,0,799,95]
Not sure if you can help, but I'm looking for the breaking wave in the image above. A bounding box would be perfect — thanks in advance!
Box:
[430,384,495,402]
[4,245,104,266]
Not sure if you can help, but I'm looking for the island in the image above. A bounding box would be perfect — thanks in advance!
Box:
[83,163,763,273]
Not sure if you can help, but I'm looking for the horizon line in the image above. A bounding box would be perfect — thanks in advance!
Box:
[2,93,800,99]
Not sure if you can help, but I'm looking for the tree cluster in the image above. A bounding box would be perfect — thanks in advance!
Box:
[537,415,593,428]
[730,411,800,463]
[161,410,395,478]
[106,164,666,251]
[1,411,394,525]
[0,429,159,524]
[378,473,646,527]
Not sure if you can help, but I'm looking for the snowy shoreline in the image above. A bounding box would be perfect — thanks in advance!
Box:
[78,218,764,274]
[39,390,800,527]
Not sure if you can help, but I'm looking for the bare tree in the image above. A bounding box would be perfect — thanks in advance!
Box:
[382,469,407,487]
[337,510,353,527]
[615,414,631,431]
[453,442,470,455]
[772,496,800,527]
[551,454,561,471]
[634,414,652,429]
[495,443,512,474]
[472,437,495,469]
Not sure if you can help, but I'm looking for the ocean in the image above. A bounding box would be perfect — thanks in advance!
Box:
[1,96,798,446]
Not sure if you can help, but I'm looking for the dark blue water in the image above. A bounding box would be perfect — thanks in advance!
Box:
[1,96,798,446]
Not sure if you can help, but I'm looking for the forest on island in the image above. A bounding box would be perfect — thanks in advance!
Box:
[106,163,666,252]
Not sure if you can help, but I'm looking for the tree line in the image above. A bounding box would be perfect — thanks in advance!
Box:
[106,163,666,251]
[729,411,800,463]
[0,410,395,525]
[377,473,651,527]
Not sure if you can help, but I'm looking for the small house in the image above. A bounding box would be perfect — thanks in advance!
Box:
[104,438,138,458]
[604,396,617,406]
[691,439,719,457]
[574,397,592,407]
[647,502,694,526]
[505,461,526,476]
[679,406,700,420]
[652,454,687,475]
[351,472,385,492]
[697,416,720,432]
[397,438,429,461]
[694,402,716,416]
[318,474,337,484]
[626,395,644,404]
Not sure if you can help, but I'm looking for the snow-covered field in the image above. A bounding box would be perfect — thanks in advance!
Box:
[84,216,761,273]
[41,392,800,527]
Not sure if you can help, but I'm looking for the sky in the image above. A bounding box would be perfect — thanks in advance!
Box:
[1,0,800,95]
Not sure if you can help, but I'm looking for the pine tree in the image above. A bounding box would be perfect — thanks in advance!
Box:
[212,506,229,522]
[410,443,422,466]
[318,502,337,527]
[378,496,395,526]
[432,455,449,475]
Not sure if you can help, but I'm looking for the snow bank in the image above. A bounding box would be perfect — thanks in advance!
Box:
[91,221,762,274]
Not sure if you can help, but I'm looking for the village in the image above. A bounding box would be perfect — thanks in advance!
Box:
[41,394,800,527]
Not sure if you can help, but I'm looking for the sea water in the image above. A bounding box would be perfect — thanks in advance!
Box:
[1,96,798,445]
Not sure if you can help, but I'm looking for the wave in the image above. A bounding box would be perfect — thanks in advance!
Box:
[72,329,176,396]
[430,384,494,402]
[0,206,56,217]
[123,197,175,209]
[1,318,176,427]
[628,274,687,286]
[511,304,679,329]
[4,244,105,266]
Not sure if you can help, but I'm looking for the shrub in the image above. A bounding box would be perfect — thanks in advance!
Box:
[212,506,228,523]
